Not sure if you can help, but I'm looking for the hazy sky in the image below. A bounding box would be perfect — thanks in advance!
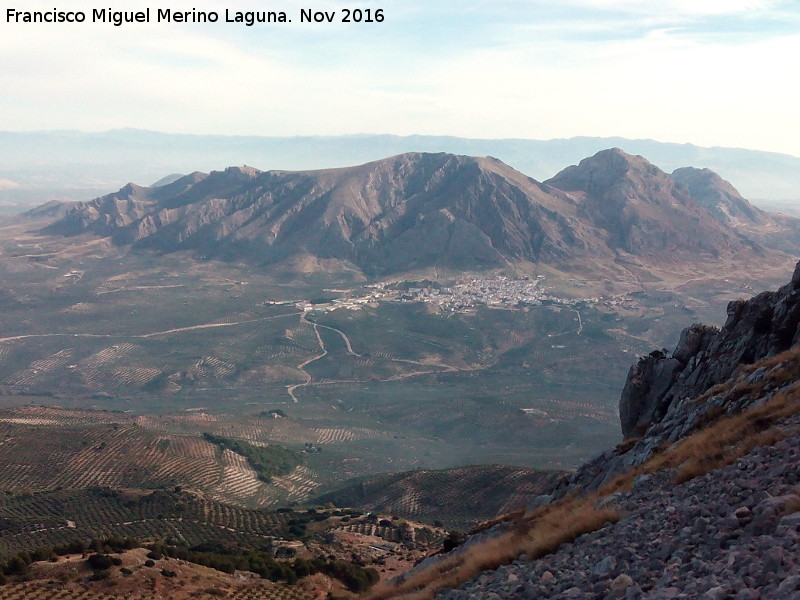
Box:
[2,0,799,156]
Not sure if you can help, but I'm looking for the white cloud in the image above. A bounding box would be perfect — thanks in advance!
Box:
[1,0,798,156]
[556,0,773,15]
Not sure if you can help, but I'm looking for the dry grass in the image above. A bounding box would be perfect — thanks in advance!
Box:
[598,380,800,497]
[672,428,785,485]
[364,498,618,600]
[693,347,800,406]
[657,382,798,485]
[367,350,800,600]
[468,509,525,536]
[740,346,800,375]
[614,436,642,454]
[782,490,800,516]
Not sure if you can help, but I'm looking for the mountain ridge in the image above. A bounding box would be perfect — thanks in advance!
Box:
[42,149,791,277]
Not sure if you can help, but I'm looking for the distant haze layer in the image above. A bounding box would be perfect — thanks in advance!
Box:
[1,131,799,213]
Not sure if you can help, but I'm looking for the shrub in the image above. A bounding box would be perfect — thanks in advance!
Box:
[31,547,55,562]
[442,531,465,552]
[201,433,301,481]
[86,554,116,570]
[53,540,87,556]
[292,558,317,577]
[4,555,30,575]
[104,536,140,552]
[322,560,379,592]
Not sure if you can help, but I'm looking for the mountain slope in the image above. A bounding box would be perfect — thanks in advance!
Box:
[672,165,800,253]
[671,166,768,227]
[47,154,601,274]
[44,150,775,276]
[545,148,761,258]
[371,262,800,600]
[314,465,564,530]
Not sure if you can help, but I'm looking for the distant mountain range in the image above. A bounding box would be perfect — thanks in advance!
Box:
[1,130,799,213]
[43,148,799,277]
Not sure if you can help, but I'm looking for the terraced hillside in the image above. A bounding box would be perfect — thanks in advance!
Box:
[0,488,294,558]
[0,407,310,508]
[315,465,564,530]
[0,496,445,599]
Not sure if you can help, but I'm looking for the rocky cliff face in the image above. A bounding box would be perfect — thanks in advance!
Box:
[619,260,800,439]
[549,261,800,499]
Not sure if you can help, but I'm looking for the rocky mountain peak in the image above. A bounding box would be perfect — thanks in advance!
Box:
[218,165,262,181]
[544,147,663,196]
[544,149,758,257]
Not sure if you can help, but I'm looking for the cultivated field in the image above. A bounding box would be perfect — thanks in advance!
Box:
[0,213,788,495]
[315,464,564,530]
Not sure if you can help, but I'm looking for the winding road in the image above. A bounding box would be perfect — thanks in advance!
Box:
[285,313,362,403]
[283,313,475,402]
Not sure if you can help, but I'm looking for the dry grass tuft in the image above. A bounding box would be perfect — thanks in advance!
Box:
[782,489,800,516]
[469,509,525,536]
[614,436,641,454]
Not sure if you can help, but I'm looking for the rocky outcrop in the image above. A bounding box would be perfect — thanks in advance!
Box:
[619,260,800,439]
[543,261,800,498]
